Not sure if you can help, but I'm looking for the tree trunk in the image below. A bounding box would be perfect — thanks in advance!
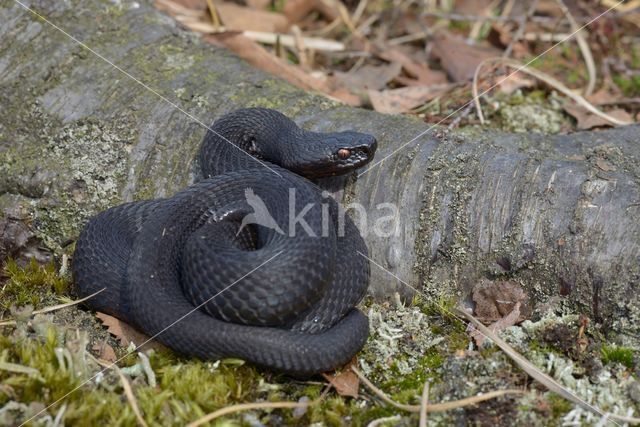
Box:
[1,0,639,338]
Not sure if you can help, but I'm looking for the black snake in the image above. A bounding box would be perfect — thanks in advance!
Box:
[73,108,377,376]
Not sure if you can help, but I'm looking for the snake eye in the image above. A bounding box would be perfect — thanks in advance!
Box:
[337,149,351,160]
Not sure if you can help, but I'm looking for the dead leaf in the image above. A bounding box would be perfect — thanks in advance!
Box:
[376,48,448,86]
[327,87,362,106]
[322,359,359,398]
[585,88,621,105]
[333,62,402,92]
[471,302,521,347]
[92,340,117,363]
[563,104,633,130]
[454,0,495,14]
[472,279,530,324]
[368,85,450,114]
[245,0,271,9]
[217,3,290,33]
[431,31,502,82]
[497,73,535,95]
[596,158,617,172]
[283,0,318,23]
[96,312,164,352]
[205,33,329,94]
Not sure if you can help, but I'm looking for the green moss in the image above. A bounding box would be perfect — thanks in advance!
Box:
[601,345,635,369]
[613,74,640,97]
[0,259,70,315]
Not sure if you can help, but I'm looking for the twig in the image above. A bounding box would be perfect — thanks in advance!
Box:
[351,366,525,413]
[472,57,632,126]
[522,32,571,42]
[0,288,106,327]
[447,102,475,130]
[388,31,428,45]
[291,25,308,69]
[453,307,640,425]
[503,0,539,58]
[421,10,626,24]
[205,0,221,30]
[555,0,596,95]
[175,17,345,51]
[186,401,312,427]
[469,0,500,40]
[419,381,430,427]
[352,0,369,27]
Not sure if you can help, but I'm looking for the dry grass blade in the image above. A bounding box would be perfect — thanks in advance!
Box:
[0,288,106,327]
[555,0,596,95]
[88,353,149,427]
[116,368,149,427]
[419,381,429,427]
[472,57,632,126]
[186,401,312,427]
[351,366,525,413]
[453,307,640,425]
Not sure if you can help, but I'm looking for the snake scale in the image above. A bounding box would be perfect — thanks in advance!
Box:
[73,108,377,376]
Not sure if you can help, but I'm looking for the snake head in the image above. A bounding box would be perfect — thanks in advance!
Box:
[286,130,378,179]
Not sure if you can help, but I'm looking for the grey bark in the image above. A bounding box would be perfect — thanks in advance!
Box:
[1,0,639,338]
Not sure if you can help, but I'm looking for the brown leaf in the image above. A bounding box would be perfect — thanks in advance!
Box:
[322,359,359,398]
[472,279,530,324]
[376,48,448,86]
[245,0,271,9]
[472,302,521,347]
[596,158,616,172]
[431,31,502,82]
[205,33,330,94]
[283,0,318,23]
[368,85,450,114]
[497,73,535,95]
[92,340,117,363]
[563,104,634,130]
[217,3,290,33]
[333,62,402,92]
[585,88,620,105]
[96,312,164,352]
[327,87,362,107]
[454,0,495,14]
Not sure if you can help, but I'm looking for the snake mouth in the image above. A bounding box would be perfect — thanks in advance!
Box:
[337,139,377,166]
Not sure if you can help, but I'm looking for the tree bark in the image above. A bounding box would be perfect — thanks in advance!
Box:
[1,0,639,338]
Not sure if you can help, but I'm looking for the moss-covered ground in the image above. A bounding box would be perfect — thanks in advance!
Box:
[1,260,638,426]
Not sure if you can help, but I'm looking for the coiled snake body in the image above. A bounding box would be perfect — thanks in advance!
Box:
[73,108,377,376]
